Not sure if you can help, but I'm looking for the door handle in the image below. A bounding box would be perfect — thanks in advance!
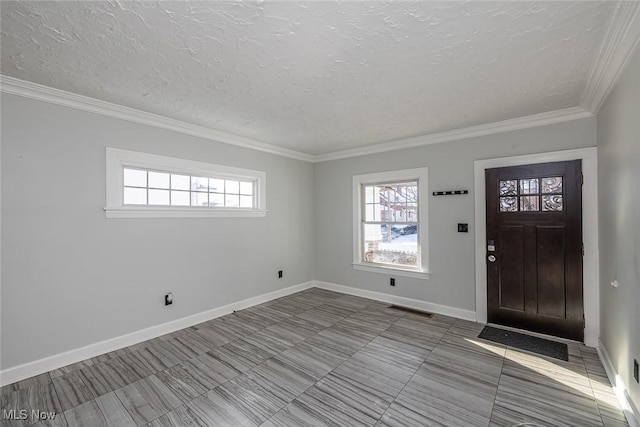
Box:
[488,255,496,262]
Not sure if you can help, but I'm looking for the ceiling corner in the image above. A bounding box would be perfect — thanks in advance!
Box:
[580,1,640,114]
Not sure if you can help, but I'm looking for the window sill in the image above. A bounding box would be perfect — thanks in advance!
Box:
[104,207,268,219]
[352,263,431,280]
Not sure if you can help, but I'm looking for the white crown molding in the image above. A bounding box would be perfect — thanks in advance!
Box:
[0,75,315,163]
[0,76,594,164]
[581,2,640,114]
[312,107,593,162]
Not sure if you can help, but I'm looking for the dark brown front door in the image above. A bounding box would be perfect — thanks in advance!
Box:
[486,160,583,341]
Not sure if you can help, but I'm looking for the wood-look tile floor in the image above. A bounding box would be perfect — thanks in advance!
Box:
[0,288,629,427]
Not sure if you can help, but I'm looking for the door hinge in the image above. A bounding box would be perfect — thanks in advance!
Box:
[581,173,584,186]
[582,243,585,256]
[583,314,586,328]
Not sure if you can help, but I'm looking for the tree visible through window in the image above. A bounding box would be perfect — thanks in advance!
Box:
[362,181,419,267]
[353,168,428,278]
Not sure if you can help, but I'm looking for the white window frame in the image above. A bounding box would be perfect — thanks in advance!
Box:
[352,168,430,279]
[105,148,267,218]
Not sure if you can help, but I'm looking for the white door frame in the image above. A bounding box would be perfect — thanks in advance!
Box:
[474,147,599,347]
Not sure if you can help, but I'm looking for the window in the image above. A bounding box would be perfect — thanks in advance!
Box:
[499,176,563,212]
[105,148,266,218]
[353,168,429,279]
[122,169,255,208]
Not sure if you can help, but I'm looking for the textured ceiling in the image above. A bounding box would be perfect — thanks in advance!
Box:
[1,1,615,155]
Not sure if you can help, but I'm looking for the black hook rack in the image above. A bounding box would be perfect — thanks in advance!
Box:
[432,190,468,196]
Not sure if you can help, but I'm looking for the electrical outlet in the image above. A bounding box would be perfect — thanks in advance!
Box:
[278,270,283,278]
[165,292,173,306]
[390,278,396,287]
[634,359,639,383]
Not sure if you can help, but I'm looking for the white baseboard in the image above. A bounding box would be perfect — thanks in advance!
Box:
[0,280,478,386]
[314,280,477,322]
[598,339,640,427]
[0,281,314,387]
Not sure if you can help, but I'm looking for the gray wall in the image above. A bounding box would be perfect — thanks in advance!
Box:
[597,47,640,410]
[314,118,596,310]
[0,94,315,370]
[0,90,603,374]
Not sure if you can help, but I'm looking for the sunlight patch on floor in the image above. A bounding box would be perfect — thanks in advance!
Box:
[465,336,625,415]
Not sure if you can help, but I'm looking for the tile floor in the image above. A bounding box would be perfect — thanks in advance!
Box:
[0,288,629,427]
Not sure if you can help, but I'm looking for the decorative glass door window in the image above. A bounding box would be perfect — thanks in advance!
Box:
[499,177,563,212]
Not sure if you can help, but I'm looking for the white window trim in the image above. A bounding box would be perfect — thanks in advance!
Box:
[105,148,267,218]
[352,168,430,279]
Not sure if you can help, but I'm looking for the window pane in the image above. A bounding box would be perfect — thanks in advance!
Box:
[240,181,253,195]
[192,177,209,192]
[380,203,391,222]
[365,204,375,222]
[500,196,517,212]
[209,193,224,206]
[124,187,147,205]
[381,185,394,203]
[148,172,169,189]
[124,169,147,188]
[520,196,539,211]
[375,204,384,221]
[392,192,405,205]
[389,209,399,223]
[365,186,374,203]
[240,195,253,208]
[148,189,169,205]
[171,190,189,206]
[519,179,539,195]
[171,174,190,190]
[191,192,208,207]
[542,177,563,194]
[226,180,240,194]
[542,195,563,211]
[380,208,390,223]
[406,205,418,222]
[209,178,224,193]
[391,224,417,236]
[499,180,517,196]
[225,194,240,207]
[405,185,418,203]
[396,206,414,223]
[363,223,417,267]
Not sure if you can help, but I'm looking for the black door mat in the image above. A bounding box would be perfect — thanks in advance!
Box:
[478,326,568,361]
